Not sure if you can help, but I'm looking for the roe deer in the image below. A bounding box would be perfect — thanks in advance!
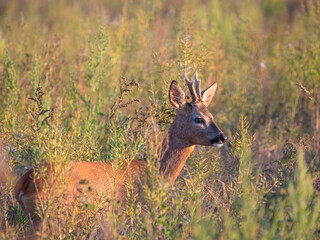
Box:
[14,72,226,237]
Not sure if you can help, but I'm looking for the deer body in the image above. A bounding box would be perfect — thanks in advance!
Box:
[15,161,145,220]
[14,73,226,237]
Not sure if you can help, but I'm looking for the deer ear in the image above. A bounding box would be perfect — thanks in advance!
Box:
[201,83,217,107]
[169,80,186,109]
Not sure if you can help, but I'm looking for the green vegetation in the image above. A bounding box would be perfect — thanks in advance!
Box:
[1,0,320,239]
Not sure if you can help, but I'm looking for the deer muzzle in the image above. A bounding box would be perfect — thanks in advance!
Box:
[211,133,227,148]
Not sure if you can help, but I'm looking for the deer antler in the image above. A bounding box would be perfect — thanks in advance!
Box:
[184,72,201,102]
[194,72,201,99]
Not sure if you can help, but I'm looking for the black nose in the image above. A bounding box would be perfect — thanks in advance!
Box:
[218,133,227,143]
[210,133,228,145]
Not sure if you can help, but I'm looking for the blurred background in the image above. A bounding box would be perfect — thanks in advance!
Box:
[1,0,318,160]
[0,0,320,239]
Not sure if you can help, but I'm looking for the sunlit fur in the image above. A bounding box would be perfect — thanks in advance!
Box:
[14,78,225,238]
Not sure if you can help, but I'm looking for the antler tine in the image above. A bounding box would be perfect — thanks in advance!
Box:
[194,72,201,99]
[184,73,197,101]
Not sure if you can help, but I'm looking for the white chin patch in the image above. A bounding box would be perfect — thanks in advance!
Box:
[212,143,224,148]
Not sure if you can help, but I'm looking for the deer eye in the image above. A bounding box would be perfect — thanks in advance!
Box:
[194,117,204,124]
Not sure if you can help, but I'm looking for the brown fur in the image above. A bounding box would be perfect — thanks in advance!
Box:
[14,78,225,238]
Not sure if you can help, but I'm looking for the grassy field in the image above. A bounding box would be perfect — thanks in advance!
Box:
[1,0,320,239]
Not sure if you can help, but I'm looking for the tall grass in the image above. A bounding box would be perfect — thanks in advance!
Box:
[1,0,320,239]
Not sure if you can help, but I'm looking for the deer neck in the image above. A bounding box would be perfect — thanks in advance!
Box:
[159,119,195,185]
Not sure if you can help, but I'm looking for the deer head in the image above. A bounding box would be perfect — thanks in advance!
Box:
[168,72,227,147]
